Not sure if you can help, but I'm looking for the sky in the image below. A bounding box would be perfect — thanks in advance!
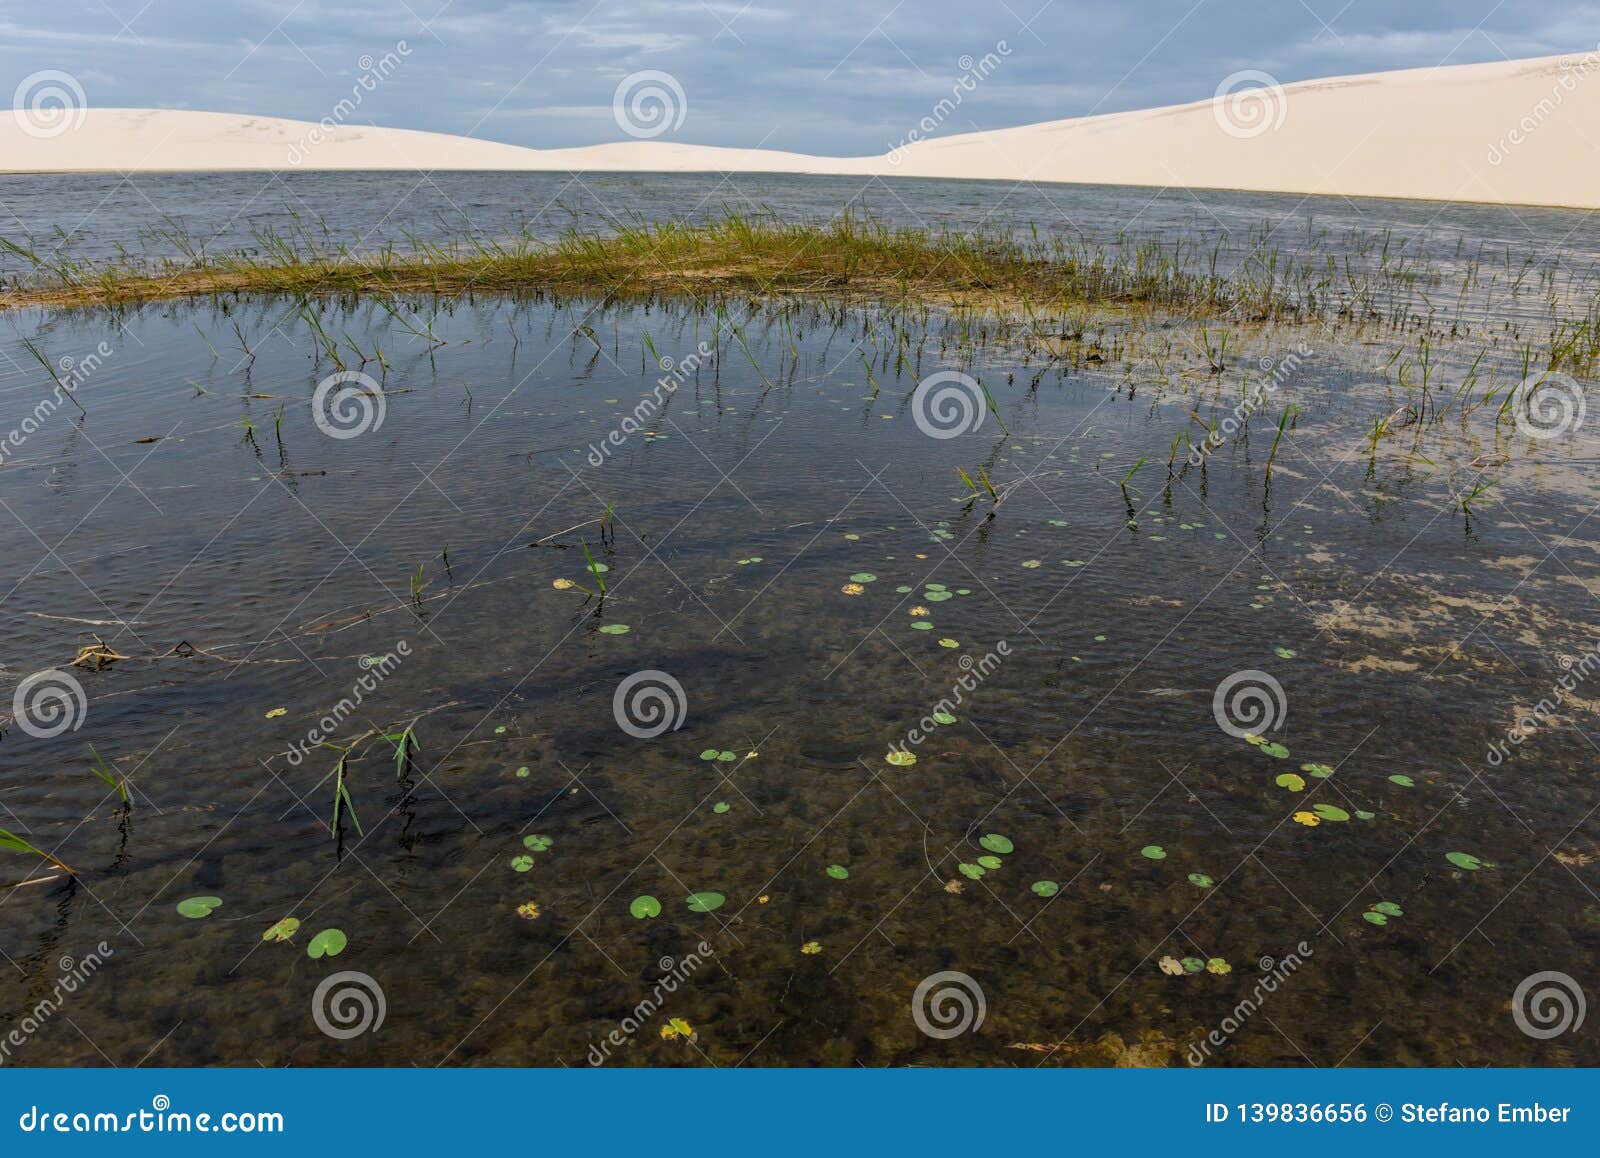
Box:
[3,0,1598,155]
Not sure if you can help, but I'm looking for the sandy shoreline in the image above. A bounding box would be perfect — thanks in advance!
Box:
[4,54,1599,209]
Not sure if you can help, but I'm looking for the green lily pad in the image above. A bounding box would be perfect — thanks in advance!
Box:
[1182,957,1206,974]
[699,749,720,760]
[1187,873,1214,888]
[1363,911,1388,926]
[1031,880,1059,897]
[306,928,348,959]
[932,710,957,725]
[712,801,730,814]
[910,621,934,630]
[937,638,960,648]
[511,855,534,872]
[523,834,552,852]
[629,895,662,919]
[1373,901,1403,917]
[1446,851,1485,871]
[976,855,1003,870]
[1140,845,1167,860]
[1355,809,1376,820]
[262,917,300,942]
[515,765,531,778]
[1311,804,1350,822]
[598,624,630,634]
[957,863,985,880]
[1259,741,1290,759]
[1388,774,1415,787]
[925,583,947,592]
[177,896,222,919]
[924,590,953,602]
[686,891,726,912]
[895,585,914,594]
[1275,772,1306,792]
[1274,646,1297,659]
[717,750,736,762]
[849,573,877,584]
[1301,763,1335,778]
[826,864,849,880]
[978,834,1014,855]
[885,750,917,767]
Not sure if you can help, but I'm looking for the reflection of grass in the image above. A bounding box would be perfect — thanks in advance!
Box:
[1,212,1299,318]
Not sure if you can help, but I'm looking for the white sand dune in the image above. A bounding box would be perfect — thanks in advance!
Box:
[4,54,1598,209]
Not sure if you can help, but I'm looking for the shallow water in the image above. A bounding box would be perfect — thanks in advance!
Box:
[0,176,1597,1068]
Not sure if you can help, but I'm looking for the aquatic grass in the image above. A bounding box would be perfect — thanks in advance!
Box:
[0,211,1309,320]
[0,828,77,877]
[88,744,130,810]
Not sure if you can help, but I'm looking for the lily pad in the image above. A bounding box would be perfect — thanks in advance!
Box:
[849,573,878,583]
[598,624,630,634]
[1031,880,1059,897]
[1311,804,1350,822]
[1363,911,1388,925]
[885,750,917,767]
[1301,762,1335,778]
[1388,774,1415,787]
[712,801,730,814]
[306,928,348,959]
[1187,873,1214,888]
[1274,646,1297,659]
[177,896,222,919]
[1275,772,1306,792]
[826,864,849,880]
[1140,845,1167,860]
[523,834,553,852]
[937,638,960,649]
[924,590,954,602]
[932,710,957,725]
[686,891,726,912]
[1182,957,1206,974]
[1446,851,1485,871]
[1205,957,1232,975]
[629,895,662,919]
[957,863,985,880]
[1373,901,1403,917]
[976,855,1003,870]
[978,834,1014,855]
[511,855,534,872]
[262,916,300,942]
